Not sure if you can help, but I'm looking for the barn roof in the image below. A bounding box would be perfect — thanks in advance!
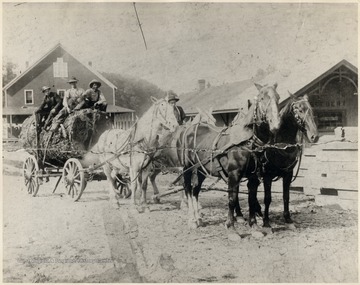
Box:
[180,58,357,115]
[2,43,117,92]
[241,58,357,105]
[180,78,256,115]
[106,105,135,113]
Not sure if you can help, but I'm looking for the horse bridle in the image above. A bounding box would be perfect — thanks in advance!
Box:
[291,99,310,133]
[252,93,274,125]
[153,100,173,130]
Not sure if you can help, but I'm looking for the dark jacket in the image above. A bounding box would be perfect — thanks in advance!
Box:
[36,92,62,114]
[174,105,186,125]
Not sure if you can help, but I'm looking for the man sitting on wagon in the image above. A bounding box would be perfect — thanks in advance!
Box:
[35,86,62,132]
[76,79,107,111]
[49,76,84,132]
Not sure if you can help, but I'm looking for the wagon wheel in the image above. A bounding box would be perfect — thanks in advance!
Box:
[23,155,40,197]
[115,175,131,199]
[63,158,86,202]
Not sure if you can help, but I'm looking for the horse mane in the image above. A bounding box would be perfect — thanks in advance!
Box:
[279,98,294,118]
[279,95,314,119]
[132,99,162,142]
[231,103,256,128]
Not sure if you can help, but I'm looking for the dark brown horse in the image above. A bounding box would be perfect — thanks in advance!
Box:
[247,93,318,227]
[153,83,281,229]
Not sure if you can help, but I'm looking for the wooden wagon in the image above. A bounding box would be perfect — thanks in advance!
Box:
[20,109,131,201]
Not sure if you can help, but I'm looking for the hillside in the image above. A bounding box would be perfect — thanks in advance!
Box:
[101,72,166,115]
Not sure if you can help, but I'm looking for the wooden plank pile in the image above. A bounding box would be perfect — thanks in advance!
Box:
[292,127,358,210]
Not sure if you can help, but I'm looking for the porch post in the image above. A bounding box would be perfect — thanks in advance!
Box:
[9,115,13,137]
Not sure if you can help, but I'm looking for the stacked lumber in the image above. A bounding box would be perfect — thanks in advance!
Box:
[293,128,358,210]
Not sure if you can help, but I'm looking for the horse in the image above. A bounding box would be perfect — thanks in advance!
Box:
[247,93,319,228]
[139,107,217,205]
[87,97,179,205]
[146,83,281,229]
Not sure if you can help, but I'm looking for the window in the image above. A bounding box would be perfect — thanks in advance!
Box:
[57,89,66,98]
[317,111,344,132]
[24,90,34,105]
[53,58,68,78]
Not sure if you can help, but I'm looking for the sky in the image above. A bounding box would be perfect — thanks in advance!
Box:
[2,2,358,94]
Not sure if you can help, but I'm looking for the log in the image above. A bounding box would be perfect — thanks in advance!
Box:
[19,109,111,166]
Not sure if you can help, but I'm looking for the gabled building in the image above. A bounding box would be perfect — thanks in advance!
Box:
[180,58,358,134]
[3,43,134,139]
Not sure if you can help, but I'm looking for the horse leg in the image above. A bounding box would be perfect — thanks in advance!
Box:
[283,172,293,223]
[179,176,188,210]
[138,170,148,205]
[263,175,272,228]
[225,171,240,229]
[141,170,149,201]
[183,170,197,229]
[103,164,119,206]
[247,177,260,226]
[234,194,243,219]
[129,167,139,206]
[150,168,161,196]
[192,171,206,227]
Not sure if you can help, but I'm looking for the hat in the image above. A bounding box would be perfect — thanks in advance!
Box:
[67,77,79,84]
[89,79,101,88]
[167,90,179,102]
[41,86,51,93]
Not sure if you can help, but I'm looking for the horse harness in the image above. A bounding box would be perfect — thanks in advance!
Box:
[178,122,266,183]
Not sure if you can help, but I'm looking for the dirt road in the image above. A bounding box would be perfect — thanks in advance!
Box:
[118,175,358,282]
[2,150,358,282]
[3,172,143,282]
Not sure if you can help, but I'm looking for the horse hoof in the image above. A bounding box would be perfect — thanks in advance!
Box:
[286,223,296,230]
[263,221,271,228]
[180,200,188,211]
[152,196,161,204]
[136,205,145,213]
[188,220,199,230]
[196,218,204,227]
[248,218,257,227]
[228,232,241,242]
[285,217,293,224]
[225,220,234,229]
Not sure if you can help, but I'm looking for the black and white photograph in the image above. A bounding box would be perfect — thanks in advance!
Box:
[2,1,358,283]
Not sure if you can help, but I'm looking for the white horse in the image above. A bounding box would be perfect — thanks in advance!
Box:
[88,97,178,205]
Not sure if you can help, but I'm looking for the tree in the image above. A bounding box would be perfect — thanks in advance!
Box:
[2,61,17,87]
[101,72,166,115]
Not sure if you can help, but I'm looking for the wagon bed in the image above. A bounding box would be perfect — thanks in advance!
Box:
[20,109,130,201]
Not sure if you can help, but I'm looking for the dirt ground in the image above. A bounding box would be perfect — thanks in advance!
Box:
[118,174,358,283]
[2,150,358,283]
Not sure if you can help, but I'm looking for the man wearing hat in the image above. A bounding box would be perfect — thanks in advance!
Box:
[63,76,85,113]
[50,76,84,132]
[35,86,62,131]
[167,90,186,125]
[76,79,107,111]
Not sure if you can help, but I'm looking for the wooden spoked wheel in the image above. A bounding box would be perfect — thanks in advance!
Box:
[63,158,86,202]
[115,175,131,199]
[23,155,40,197]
